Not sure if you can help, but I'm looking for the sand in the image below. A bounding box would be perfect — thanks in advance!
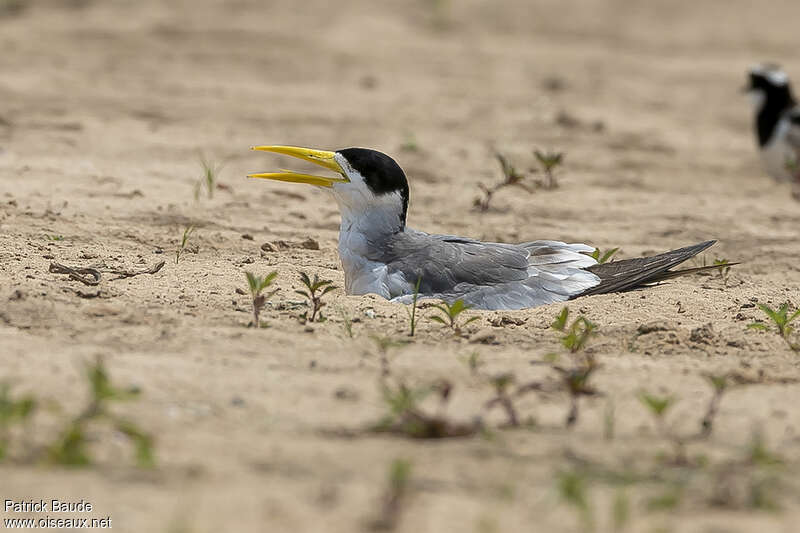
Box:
[2,0,800,532]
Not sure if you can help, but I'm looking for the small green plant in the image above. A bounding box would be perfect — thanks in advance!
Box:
[590,247,619,264]
[368,459,413,531]
[553,355,599,427]
[486,373,519,427]
[296,271,337,322]
[372,336,409,377]
[786,156,799,179]
[45,234,64,242]
[700,374,728,437]
[462,350,484,376]
[372,379,477,439]
[534,149,564,189]
[748,302,800,350]
[406,277,422,337]
[194,156,224,200]
[551,306,570,331]
[338,306,354,338]
[552,307,596,349]
[747,430,783,467]
[49,358,153,468]
[639,392,690,464]
[639,392,674,420]
[399,133,419,152]
[475,152,530,211]
[0,384,36,461]
[713,258,731,285]
[611,490,630,532]
[245,271,278,327]
[429,299,479,335]
[556,469,593,531]
[175,225,195,264]
[0,0,28,17]
[552,308,596,353]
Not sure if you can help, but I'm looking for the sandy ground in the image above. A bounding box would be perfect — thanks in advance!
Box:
[2,0,800,531]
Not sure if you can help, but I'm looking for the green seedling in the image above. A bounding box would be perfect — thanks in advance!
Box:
[556,469,593,531]
[748,302,800,350]
[45,234,64,242]
[699,374,728,438]
[296,271,337,323]
[553,355,599,427]
[552,306,570,331]
[368,459,413,531]
[604,398,615,441]
[551,307,596,352]
[534,149,564,189]
[426,0,450,30]
[590,247,619,264]
[245,271,278,328]
[474,152,530,211]
[611,490,630,532]
[194,156,224,200]
[462,350,484,376]
[561,317,596,353]
[785,156,799,178]
[175,225,195,264]
[338,306,354,338]
[713,258,731,285]
[747,430,783,467]
[406,277,422,337]
[638,392,690,464]
[372,379,477,439]
[486,373,519,427]
[429,299,479,335]
[399,133,419,153]
[639,392,674,421]
[372,336,409,378]
[0,0,28,17]
[49,357,153,468]
[0,384,36,462]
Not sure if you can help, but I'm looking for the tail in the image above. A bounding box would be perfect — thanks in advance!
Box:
[578,240,729,297]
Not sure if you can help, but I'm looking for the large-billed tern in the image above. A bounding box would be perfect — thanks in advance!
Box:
[249,145,720,311]
[745,64,800,182]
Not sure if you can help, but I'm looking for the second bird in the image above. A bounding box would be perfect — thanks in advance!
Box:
[745,64,800,182]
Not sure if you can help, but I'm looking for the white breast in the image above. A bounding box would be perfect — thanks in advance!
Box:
[761,118,797,182]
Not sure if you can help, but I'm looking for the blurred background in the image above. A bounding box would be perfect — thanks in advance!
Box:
[2,1,800,532]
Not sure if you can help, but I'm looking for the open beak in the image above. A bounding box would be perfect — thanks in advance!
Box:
[248,145,349,187]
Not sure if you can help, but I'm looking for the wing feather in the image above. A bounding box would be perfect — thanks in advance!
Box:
[376,230,600,309]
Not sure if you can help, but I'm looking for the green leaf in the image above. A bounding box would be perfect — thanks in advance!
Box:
[639,392,673,417]
[258,271,278,292]
[320,285,338,296]
[600,247,619,264]
[245,272,259,294]
[747,322,768,331]
[429,316,447,325]
[552,307,569,331]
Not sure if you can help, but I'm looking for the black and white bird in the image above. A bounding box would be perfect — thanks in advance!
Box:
[745,64,800,182]
[249,145,721,310]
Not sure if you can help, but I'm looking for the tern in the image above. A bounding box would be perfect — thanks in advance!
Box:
[249,145,722,310]
[745,64,800,182]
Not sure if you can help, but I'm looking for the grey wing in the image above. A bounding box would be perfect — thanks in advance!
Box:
[378,230,600,310]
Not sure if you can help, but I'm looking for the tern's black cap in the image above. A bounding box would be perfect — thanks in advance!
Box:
[337,148,410,226]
